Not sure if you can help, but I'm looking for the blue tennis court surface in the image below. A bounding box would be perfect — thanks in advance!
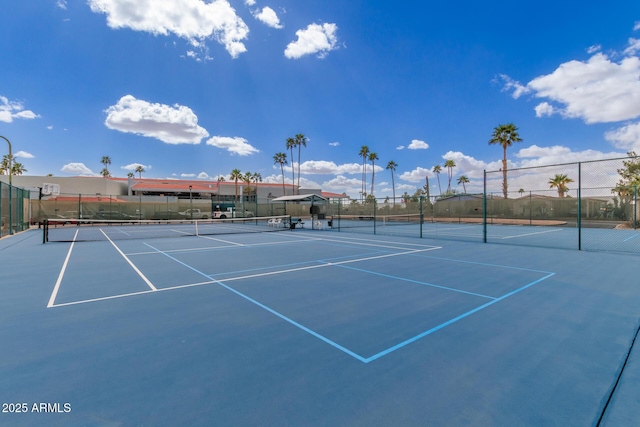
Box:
[1,228,639,426]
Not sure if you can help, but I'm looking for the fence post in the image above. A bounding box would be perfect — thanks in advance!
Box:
[419,196,423,238]
[578,162,582,251]
[373,198,377,235]
[483,170,487,243]
[0,181,3,238]
[635,185,638,230]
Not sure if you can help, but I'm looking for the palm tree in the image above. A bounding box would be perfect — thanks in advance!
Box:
[1,155,26,175]
[286,137,296,195]
[489,123,522,198]
[295,134,307,195]
[273,152,288,196]
[549,174,574,198]
[230,168,243,205]
[518,188,525,197]
[432,165,443,195]
[100,156,111,177]
[444,159,456,193]
[368,152,379,197]
[127,172,134,178]
[386,160,398,206]
[457,175,469,193]
[135,165,145,178]
[242,171,253,202]
[358,145,370,201]
[252,172,262,203]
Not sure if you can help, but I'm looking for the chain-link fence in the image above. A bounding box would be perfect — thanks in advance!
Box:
[0,181,31,238]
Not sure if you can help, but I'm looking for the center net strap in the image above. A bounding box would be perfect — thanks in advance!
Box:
[44,215,292,242]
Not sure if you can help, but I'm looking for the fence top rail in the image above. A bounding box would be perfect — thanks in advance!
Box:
[485,155,635,174]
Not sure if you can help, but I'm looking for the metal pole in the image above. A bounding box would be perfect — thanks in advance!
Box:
[635,185,637,230]
[189,185,193,220]
[1,136,12,235]
[578,162,582,251]
[483,170,487,243]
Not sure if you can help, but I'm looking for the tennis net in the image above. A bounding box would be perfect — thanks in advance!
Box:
[44,215,292,242]
[330,213,422,229]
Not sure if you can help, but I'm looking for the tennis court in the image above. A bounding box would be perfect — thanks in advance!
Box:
[1,223,639,426]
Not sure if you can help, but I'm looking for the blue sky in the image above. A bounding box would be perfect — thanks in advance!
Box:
[2,0,640,198]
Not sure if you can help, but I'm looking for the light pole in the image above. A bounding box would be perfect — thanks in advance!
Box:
[1,135,13,235]
[189,185,193,220]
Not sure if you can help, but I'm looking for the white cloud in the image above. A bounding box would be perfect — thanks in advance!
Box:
[181,173,196,178]
[586,44,601,54]
[508,53,640,124]
[624,38,640,55]
[61,163,98,176]
[284,23,338,59]
[56,0,67,9]
[0,96,39,123]
[296,160,363,175]
[605,122,640,152]
[14,151,34,159]
[197,172,210,179]
[206,136,259,155]
[105,95,209,144]
[88,0,249,58]
[635,21,640,31]
[498,74,530,99]
[534,102,555,118]
[399,167,432,183]
[329,142,340,147]
[121,163,151,171]
[396,145,405,150]
[244,0,256,5]
[408,139,429,150]
[253,7,283,29]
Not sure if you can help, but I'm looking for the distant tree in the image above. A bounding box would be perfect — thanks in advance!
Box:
[548,174,574,198]
[1,155,27,175]
[252,172,262,202]
[457,175,469,193]
[286,137,296,195]
[295,134,308,195]
[489,123,522,198]
[518,188,525,197]
[230,169,243,205]
[432,165,443,195]
[368,152,379,197]
[359,145,370,202]
[444,159,456,193]
[386,160,398,206]
[101,156,111,177]
[273,152,288,196]
[135,165,145,178]
[127,172,134,178]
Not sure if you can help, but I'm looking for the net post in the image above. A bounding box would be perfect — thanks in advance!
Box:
[483,170,487,243]
[43,219,48,243]
[195,219,199,236]
[577,162,581,251]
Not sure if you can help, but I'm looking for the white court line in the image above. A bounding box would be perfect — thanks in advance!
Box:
[50,246,441,308]
[500,228,563,240]
[100,229,157,291]
[47,229,79,308]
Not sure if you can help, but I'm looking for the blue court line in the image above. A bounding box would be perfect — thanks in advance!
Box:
[329,262,496,300]
[143,242,555,364]
[143,243,369,363]
[623,233,639,242]
[406,252,554,274]
[363,272,556,363]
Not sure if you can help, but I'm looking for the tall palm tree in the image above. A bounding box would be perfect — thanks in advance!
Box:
[295,134,307,195]
[100,156,111,177]
[432,165,442,195]
[286,137,296,195]
[252,172,262,203]
[230,168,243,205]
[444,159,456,193]
[273,152,288,196]
[100,168,111,178]
[518,188,525,197]
[489,123,522,198]
[358,145,370,201]
[135,165,145,178]
[1,155,26,175]
[457,175,469,193]
[386,160,398,206]
[368,152,379,197]
[548,174,574,197]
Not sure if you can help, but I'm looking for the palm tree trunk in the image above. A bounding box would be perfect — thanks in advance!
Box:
[280,164,286,196]
[502,147,508,199]
[391,172,396,206]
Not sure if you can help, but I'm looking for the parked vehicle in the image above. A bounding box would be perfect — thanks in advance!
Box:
[149,210,184,220]
[179,209,210,219]
[212,207,254,219]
